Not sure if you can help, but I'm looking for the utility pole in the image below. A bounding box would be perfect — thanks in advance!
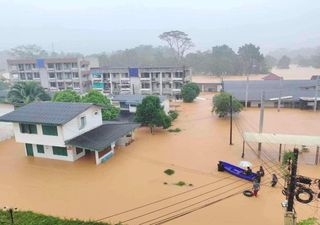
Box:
[258,91,265,154]
[245,74,249,108]
[314,76,319,112]
[285,148,299,225]
[278,78,283,112]
[229,95,233,145]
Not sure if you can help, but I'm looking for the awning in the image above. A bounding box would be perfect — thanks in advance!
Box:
[65,122,140,151]
[244,132,320,146]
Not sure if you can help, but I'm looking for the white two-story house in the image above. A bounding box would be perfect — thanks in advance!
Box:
[0,102,139,165]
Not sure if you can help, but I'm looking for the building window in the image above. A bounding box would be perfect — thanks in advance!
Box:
[64,63,72,70]
[18,64,24,71]
[76,147,83,154]
[79,116,86,129]
[20,73,26,80]
[27,73,33,80]
[72,72,79,78]
[34,72,40,79]
[42,125,58,136]
[65,72,72,79]
[141,73,150,78]
[25,64,32,70]
[48,63,54,69]
[49,72,55,79]
[50,82,57,88]
[37,145,45,153]
[73,82,80,88]
[71,63,78,68]
[56,72,63,80]
[19,123,37,134]
[52,146,68,156]
[56,63,62,70]
[141,82,150,89]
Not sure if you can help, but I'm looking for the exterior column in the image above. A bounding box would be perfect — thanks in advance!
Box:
[160,72,163,95]
[241,140,245,158]
[279,144,282,162]
[316,146,319,165]
[95,151,100,165]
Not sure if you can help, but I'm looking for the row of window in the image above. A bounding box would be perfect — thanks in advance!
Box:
[19,72,40,80]
[47,63,78,70]
[49,72,79,79]
[141,83,182,89]
[26,144,85,156]
[20,124,58,136]
[50,82,80,88]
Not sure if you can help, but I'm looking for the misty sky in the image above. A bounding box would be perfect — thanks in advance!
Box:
[0,0,319,54]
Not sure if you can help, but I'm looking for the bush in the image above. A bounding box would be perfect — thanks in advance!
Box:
[164,169,175,175]
[212,92,242,117]
[168,128,181,133]
[168,111,179,121]
[175,181,186,186]
[282,151,295,165]
[181,83,200,103]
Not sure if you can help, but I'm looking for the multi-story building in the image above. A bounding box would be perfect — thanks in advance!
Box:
[90,66,191,99]
[0,102,139,165]
[7,58,91,93]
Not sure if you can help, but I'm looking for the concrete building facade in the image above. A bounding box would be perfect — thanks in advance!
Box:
[90,66,191,99]
[7,58,91,93]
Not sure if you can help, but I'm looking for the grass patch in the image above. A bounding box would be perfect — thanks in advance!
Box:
[175,181,186,186]
[168,128,181,133]
[0,210,117,225]
[164,169,175,176]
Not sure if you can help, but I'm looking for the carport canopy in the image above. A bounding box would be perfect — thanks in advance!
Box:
[242,132,320,165]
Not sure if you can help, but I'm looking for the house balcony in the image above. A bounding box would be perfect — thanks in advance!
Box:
[172,77,183,81]
[140,77,151,81]
[172,88,181,92]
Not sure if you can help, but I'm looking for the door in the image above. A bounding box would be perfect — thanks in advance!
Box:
[25,144,34,156]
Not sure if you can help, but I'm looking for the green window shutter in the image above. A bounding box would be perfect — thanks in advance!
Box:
[25,144,34,156]
[37,145,44,153]
[42,125,58,136]
[52,146,68,156]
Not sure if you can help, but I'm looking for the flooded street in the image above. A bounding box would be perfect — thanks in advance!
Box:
[0,93,319,224]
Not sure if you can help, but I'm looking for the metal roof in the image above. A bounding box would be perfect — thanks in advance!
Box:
[224,80,317,101]
[112,94,167,104]
[244,132,320,146]
[65,122,140,151]
[0,102,99,125]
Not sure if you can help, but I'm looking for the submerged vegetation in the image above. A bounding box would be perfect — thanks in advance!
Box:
[164,169,175,176]
[168,128,181,133]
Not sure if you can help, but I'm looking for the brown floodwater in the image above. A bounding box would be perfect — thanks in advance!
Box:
[0,93,319,225]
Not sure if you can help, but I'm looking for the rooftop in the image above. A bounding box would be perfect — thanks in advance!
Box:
[0,102,100,125]
[65,122,140,151]
[223,79,318,101]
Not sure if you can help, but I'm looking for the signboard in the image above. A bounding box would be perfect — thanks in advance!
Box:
[36,59,45,68]
[129,68,139,77]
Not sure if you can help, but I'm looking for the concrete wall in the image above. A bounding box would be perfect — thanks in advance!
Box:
[95,142,115,165]
[0,103,14,141]
[62,106,102,141]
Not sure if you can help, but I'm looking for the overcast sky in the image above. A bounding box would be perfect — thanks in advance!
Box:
[0,0,319,54]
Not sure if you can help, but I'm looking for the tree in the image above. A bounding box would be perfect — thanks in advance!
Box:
[7,81,51,105]
[181,83,200,103]
[264,55,277,69]
[212,92,242,117]
[135,96,171,133]
[81,90,119,120]
[210,45,240,75]
[310,54,320,68]
[238,44,267,74]
[52,90,81,102]
[277,55,291,69]
[10,45,49,58]
[159,30,194,62]
[0,80,9,90]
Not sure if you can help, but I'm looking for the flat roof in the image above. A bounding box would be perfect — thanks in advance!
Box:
[65,122,140,151]
[0,102,100,125]
[244,132,320,146]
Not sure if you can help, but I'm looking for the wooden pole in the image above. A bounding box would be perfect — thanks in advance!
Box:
[229,95,233,145]
[258,91,265,155]
[314,76,319,112]
[245,74,249,108]
[316,146,319,165]
[242,140,245,158]
[279,144,282,162]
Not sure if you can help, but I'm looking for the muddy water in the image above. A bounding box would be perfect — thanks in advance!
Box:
[0,94,319,225]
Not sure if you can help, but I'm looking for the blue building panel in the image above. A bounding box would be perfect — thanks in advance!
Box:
[129,68,139,77]
[36,59,45,68]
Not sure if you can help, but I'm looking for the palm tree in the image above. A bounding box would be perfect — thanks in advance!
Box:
[7,81,51,105]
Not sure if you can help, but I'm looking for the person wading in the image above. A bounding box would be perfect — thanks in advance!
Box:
[252,179,260,197]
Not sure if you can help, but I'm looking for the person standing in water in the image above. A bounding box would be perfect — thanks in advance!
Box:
[253,179,260,197]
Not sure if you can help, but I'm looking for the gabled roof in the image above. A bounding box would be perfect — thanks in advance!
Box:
[262,73,283,80]
[65,122,140,151]
[0,102,100,125]
[112,94,167,104]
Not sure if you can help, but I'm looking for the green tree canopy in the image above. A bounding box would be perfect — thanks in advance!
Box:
[212,92,243,117]
[7,81,51,105]
[238,43,268,74]
[10,44,49,58]
[81,90,119,120]
[135,96,171,133]
[52,90,81,102]
[277,55,291,69]
[181,82,200,103]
